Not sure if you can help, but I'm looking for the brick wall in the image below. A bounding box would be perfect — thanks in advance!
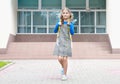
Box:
[15,34,110,42]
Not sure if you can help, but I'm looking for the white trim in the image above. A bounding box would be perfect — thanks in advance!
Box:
[16,33,108,35]
[81,25,95,27]
[47,11,49,34]
[95,11,97,34]
[86,0,89,9]
[62,0,66,8]
[79,11,81,33]
[16,33,55,35]
[18,9,106,11]
[38,0,41,9]
[31,11,33,34]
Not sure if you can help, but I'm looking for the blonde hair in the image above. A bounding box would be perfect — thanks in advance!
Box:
[60,7,74,25]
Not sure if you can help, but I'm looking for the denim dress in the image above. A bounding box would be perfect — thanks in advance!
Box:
[53,23,72,57]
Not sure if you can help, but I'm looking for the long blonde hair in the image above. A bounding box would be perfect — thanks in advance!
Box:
[60,7,73,25]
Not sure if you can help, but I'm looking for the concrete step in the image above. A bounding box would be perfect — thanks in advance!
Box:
[8,42,110,55]
[0,42,115,59]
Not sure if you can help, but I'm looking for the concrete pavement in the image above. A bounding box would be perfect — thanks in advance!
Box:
[0,59,120,84]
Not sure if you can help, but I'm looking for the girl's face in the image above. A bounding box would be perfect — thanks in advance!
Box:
[62,9,70,20]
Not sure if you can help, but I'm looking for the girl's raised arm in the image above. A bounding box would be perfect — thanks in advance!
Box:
[54,22,59,33]
[70,23,74,35]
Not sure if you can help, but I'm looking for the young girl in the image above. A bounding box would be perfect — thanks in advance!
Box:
[53,7,74,81]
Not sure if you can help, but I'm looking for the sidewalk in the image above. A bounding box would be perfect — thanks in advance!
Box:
[0,59,120,84]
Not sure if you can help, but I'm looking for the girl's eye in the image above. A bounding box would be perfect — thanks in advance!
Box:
[63,12,68,14]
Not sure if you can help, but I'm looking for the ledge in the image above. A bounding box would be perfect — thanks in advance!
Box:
[112,49,120,54]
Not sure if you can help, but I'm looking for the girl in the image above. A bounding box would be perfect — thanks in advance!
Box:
[53,7,74,81]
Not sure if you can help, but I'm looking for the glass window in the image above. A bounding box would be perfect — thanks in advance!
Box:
[96,12,106,33]
[81,12,94,25]
[18,0,38,9]
[49,12,60,25]
[66,0,86,9]
[33,12,47,33]
[41,0,61,9]
[33,12,47,25]
[18,11,31,25]
[81,12,95,33]
[49,28,54,33]
[90,0,106,9]
[72,12,79,25]
[96,12,106,25]
[18,27,31,33]
[74,26,79,33]
[72,12,79,33]
[81,27,95,33]
[17,11,31,33]
[49,11,60,33]
[96,28,106,33]
[17,0,106,34]
[33,27,47,33]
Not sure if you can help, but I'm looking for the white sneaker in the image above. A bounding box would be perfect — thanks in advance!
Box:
[61,75,67,81]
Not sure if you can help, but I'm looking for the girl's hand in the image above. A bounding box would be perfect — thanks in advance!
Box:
[58,22,62,25]
[68,22,72,26]
[67,18,71,25]
[58,19,62,25]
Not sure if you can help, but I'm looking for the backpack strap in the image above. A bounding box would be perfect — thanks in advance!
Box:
[68,27,72,41]
[57,26,60,38]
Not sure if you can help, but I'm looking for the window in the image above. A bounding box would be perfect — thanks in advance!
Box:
[33,12,47,33]
[89,0,106,9]
[17,11,31,33]
[18,0,38,9]
[81,12,95,33]
[49,12,59,25]
[49,28,54,33]
[96,12,106,33]
[81,12,94,25]
[17,0,106,34]
[96,28,106,33]
[49,12,60,33]
[66,0,86,9]
[33,12,47,25]
[72,12,79,33]
[33,27,47,33]
[96,12,106,25]
[41,0,61,9]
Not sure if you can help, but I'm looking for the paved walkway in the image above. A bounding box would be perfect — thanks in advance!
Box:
[0,59,120,84]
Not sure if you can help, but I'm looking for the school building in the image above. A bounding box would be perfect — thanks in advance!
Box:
[0,0,120,59]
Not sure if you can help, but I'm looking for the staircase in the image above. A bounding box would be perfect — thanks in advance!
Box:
[0,42,55,59]
[1,34,120,59]
[1,41,120,59]
[73,42,109,54]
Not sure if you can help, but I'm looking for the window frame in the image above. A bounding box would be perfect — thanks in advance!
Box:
[17,0,106,34]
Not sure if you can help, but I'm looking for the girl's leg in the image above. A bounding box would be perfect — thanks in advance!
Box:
[63,56,68,75]
[58,56,64,68]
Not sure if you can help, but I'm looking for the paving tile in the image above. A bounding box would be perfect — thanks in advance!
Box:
[0,60,120,84]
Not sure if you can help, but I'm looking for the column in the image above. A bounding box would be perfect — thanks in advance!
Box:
[107,0,120,53]
[0,0,16,48]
